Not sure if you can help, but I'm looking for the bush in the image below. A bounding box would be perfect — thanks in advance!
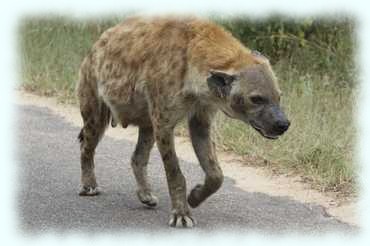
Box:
[215,14,356,87]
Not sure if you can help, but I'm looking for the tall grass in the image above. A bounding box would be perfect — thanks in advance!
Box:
[19,16,118,101]
[19,15,357,193]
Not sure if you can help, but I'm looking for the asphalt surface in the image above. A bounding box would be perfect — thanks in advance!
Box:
[17,105,355,234]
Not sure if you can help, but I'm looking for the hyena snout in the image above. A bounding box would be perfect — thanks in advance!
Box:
[267,105,290,136]
[250,105,290,139]
[272,118,290,135]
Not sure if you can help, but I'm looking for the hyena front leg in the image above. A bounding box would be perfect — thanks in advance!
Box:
[131,126,158,207]
[187,108,224,208]
[154,124,195,228]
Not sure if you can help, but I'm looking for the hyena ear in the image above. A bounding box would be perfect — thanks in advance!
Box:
[207,71,236,98]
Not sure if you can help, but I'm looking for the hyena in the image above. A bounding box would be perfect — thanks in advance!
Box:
[76,16,290,228]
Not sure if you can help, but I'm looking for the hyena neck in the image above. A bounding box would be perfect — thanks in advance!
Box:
[187,19,257,74]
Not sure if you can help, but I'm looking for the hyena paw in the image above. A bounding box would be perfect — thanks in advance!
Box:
[137,190,158,208]
[79,186,100,196]
[168,210,196,228]
[187,184,203,208]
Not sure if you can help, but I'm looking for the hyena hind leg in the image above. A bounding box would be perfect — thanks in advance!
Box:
[131,126,158,207]
[78,100,111,196]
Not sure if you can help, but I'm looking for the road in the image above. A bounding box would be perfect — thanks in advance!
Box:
[17,104,355,233]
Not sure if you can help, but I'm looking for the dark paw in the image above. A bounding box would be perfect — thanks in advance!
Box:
[168,210,196,228]
[137,190,158,208]
[79,186,100,196]
[187,184,203,208]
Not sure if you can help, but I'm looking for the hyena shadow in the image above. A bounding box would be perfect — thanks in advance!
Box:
[17,105,354,234]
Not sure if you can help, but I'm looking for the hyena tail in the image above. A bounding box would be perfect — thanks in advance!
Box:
[77,103,111,143]
[76,55,112,143]
[78,129,84,143]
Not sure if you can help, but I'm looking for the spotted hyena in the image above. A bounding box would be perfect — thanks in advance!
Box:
[76,16,290,228]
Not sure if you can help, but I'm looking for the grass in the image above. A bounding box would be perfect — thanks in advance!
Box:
[19,16,119,102]
[19,16,357,195]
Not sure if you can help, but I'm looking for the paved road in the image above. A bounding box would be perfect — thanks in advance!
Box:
[17,105,355,233]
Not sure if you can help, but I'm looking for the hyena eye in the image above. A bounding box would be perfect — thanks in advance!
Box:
[250,95,267,105]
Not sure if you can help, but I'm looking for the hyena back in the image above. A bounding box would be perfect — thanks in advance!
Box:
[76,16,290,228]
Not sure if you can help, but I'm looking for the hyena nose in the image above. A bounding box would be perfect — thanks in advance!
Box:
[275,120,290,133]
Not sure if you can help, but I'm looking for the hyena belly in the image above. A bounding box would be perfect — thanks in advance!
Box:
[98,81,152,128]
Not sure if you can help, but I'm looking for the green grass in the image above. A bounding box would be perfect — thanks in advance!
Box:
[19,16,357,194]
[19,16,119,102]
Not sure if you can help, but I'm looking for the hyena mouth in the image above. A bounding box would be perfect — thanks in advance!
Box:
[249,122,279,140]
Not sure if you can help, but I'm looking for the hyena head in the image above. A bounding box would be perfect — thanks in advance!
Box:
[207,52,290,139]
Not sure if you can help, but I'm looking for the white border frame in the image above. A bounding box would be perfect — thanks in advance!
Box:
[1,0,368,245]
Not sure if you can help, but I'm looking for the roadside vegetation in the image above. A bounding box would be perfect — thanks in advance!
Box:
[19,14,357,194]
